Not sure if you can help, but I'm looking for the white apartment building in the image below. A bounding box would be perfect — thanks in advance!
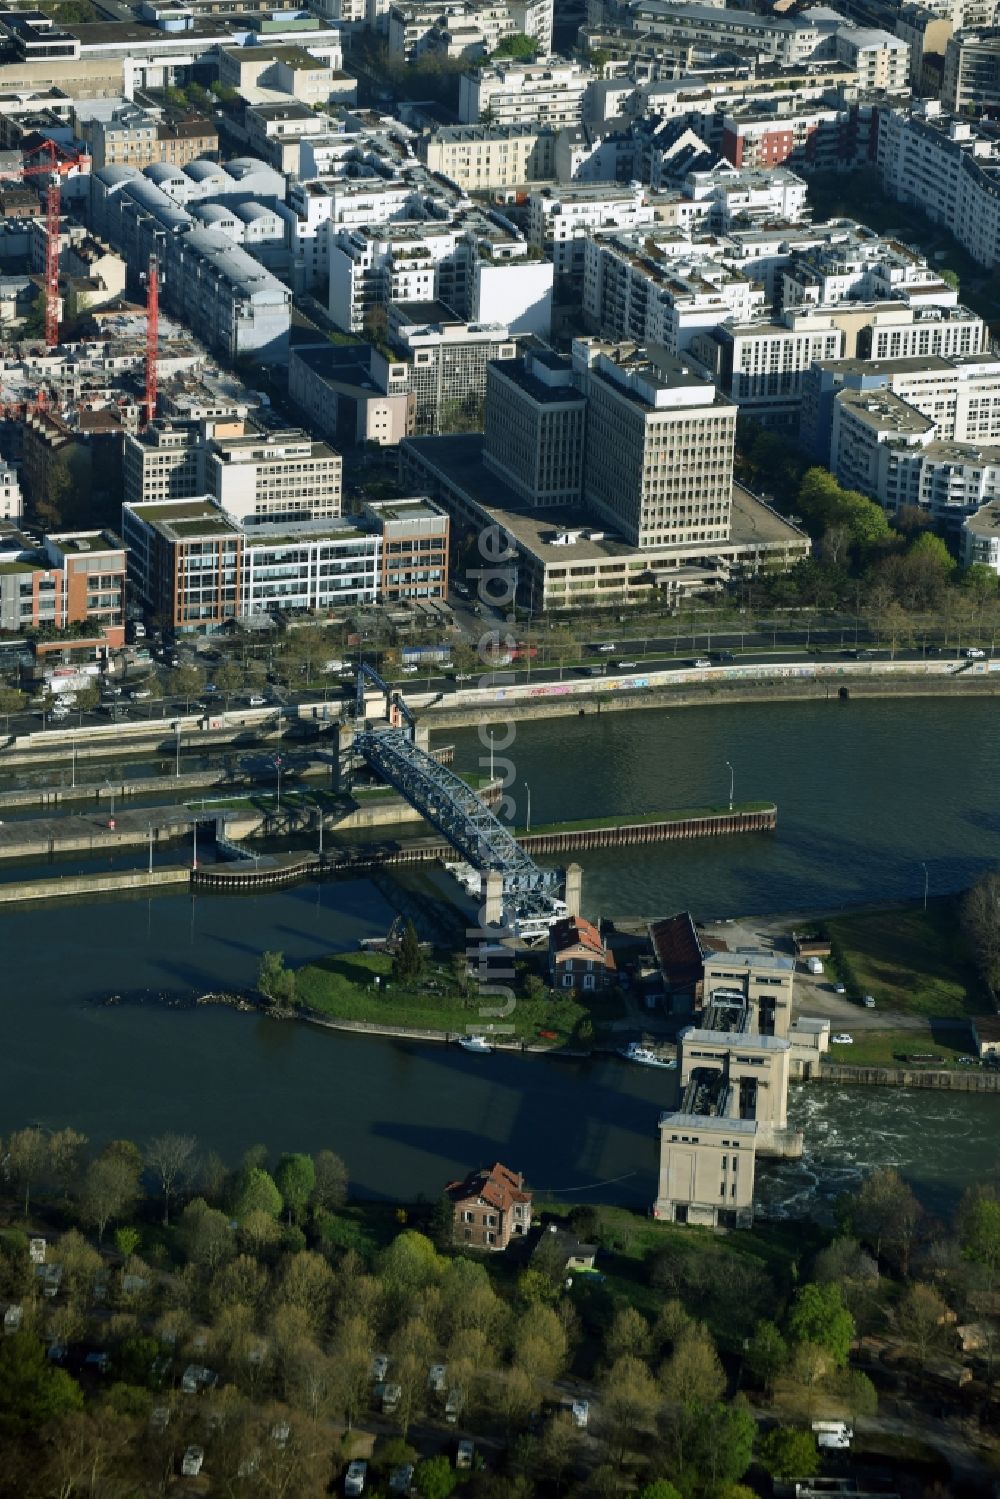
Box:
[458,59,593,127]
[942,28,1000,112]
[962,499,1000,571]
[527,183,656,276]
[577,339,737,550]
[691,312,846,429]
[834,26,910,88]
[328,217,553,338]
[582,231,765,354]
[388,0,552,60]
[389,306,516,434]
[418,123,557,189]
[879,103,1000,270]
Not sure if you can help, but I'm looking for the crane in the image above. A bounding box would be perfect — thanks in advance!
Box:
[19,139,87,349]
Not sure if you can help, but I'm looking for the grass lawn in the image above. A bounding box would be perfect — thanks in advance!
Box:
[824,898,990,1019]
[825,1023,975,1068]
[294,949,623,1044]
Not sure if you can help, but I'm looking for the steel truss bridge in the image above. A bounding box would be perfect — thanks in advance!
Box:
[352,664,559,916]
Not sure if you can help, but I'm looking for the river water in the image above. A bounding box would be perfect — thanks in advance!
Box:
[3,697,999,1216]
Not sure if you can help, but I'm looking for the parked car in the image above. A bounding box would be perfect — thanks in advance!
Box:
[345,1462,367,1497]
[571,1399,589,1429]
[370,1353,389,1382]
[832,1033,854,1045]
[181,1446,204,1477]
[966,647,986,659]
[389,1465,414,1495]
[248,694,266,707]
[617,660,637,670]
[833,982,846,995]
[863,994,876,1008]
[597,642,616,652]
[713,650,735,663]
[692,658,712,669]
[456,1441,475,1471]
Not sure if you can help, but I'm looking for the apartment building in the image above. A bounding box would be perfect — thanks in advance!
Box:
[942,28,1000,110]
[79,103,217,171]
[528,183,656,278]
[835,25,909,87]
[579,339,737,550]
[388,0,552,60]
[802,352,1000,463]
[0,526,126,648]
[483,348,587,505]
[122,494,449,628]
[328,218,553,339]
[365,496,449,602]
[962,500,1000,572]
[388,302,516,435]
[123,418,217,508]
[458,59,593,128]
[417,122,557,190]
[582,232,766,354]
[879,103,1000,270]
[288,341,415,449]
[692,312,846,431]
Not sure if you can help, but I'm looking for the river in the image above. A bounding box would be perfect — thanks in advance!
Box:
[2,696,999,1216]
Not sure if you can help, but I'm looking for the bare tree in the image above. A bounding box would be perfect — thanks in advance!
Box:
[961,872,1000,998]
[145,1133,198,1226]
[6,1127,50,1217]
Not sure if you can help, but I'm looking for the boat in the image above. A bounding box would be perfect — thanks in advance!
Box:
[457,1035,493,1053]
[620,1041,676,1069]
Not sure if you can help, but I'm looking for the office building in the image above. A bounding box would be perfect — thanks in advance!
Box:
[0,526,125,648]
[579,340,737,551]
[416,123,557,191]
[483,349,587,506]
[388,303,516,435]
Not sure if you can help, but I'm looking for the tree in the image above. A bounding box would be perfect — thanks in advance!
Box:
[276,1153,316,1225]
[636,1486,682,1499]
[180,1198,236,1272]
[492,31,538,59]
[852,1167,921,1274]
[682,1402,756,1494]
[80,1143,141,1242]
[658,1323,725,1409]
[414,1455,457,1499]
[0,1332,83,1437]
[836,1367,877,1422]
[788,1283,855,1367]
[758,1426,820,1479]
[145,1132,197,1226]
[235,1166,283,1222]
[745,1319,788,1394]
[392,920,423,984]
[214,660,244,699]
[959,1188,1000,1288]
[604,1305,651,1364]
[170,663,204,702]
[961,873,1000,998]
[309,1149,346,1213]
[895,1282,950,1362]
[600,1354,659,1461]
[7,1126,50,1217]
[258,950,297,1008]
[114,1226,140,1258]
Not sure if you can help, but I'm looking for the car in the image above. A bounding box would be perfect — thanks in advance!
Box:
[345,1461,367,1497]
[598,642,616,652]
[832,1033,854,1045]
[181,1446,204,1478]
[248,694,266,707]
[833,982,846,995]
[712,650,734,663]
[428,1363,447,1394]
[692,658,712,669]
[456,1441,475,1471]
[129,688,152,700]
[617,660,637,669]
[966,647,986,659]
[370,1353,389,1382]
[50,703,72,719]
[454,672,472,682]
[958,1055,976,1065]
[401,665,419,675]
[863,994,876,1008]
[101,685,122,698]
[571,1399,590,1429]
[389,1465,415,1495]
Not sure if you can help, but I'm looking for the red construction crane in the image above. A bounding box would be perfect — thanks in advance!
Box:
[19,139,87,349]
[144,254,159,427]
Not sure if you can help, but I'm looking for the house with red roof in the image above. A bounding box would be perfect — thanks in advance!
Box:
[445,1162,533,1251]
[548,915,616,992]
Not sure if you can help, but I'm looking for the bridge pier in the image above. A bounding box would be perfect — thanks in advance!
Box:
[484,870,504,925]
[564,862,583,918]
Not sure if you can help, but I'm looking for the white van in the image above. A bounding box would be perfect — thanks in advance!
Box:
[806,957,824,975]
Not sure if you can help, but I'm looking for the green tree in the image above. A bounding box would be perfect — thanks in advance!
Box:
[0,1333,83,1436]
[276,1153,316,1225]
[758,1425,821,1479]
[171,663,203,702]
[959,1188,1000,1287]
[392,920,423,984]
[414,1455,457,1499]
[235,1166,283,1222]
[909,529,956,575]
[745,1319,788,1394]
[0,685,26,714]
[636,1486,682,1499]
[179,1198,235,1272]
[213,660,244,699]
[492,31,538,59]
[604,1305,651,1364]
[851,1166,921,1273]
[80,1142,142,1242]
[114,1226,140,1258]
[788,1283,854,1367]
[600,1353,659,1461]
[686,1403,756,1493]
[258,950,297,1007]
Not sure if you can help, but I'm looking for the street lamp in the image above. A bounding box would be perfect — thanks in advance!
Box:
[104,779,116,818]
[148,823,154,876]
[525,781,531,835]
[726,760,734,813]
[174,723,181,778]
[274,754,282,814]
[921,861,929,912]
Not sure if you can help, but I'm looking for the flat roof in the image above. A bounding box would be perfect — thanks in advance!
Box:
[658,1111,758,1135]
[706,948,795,972]
[682,1027,791,1050]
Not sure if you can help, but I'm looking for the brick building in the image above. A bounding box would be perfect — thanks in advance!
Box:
[548,915,616,991]
[446,1162,532,1251]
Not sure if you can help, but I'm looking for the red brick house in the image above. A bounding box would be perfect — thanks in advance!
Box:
[548,915,616,991]
[446,1162,532,1251]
